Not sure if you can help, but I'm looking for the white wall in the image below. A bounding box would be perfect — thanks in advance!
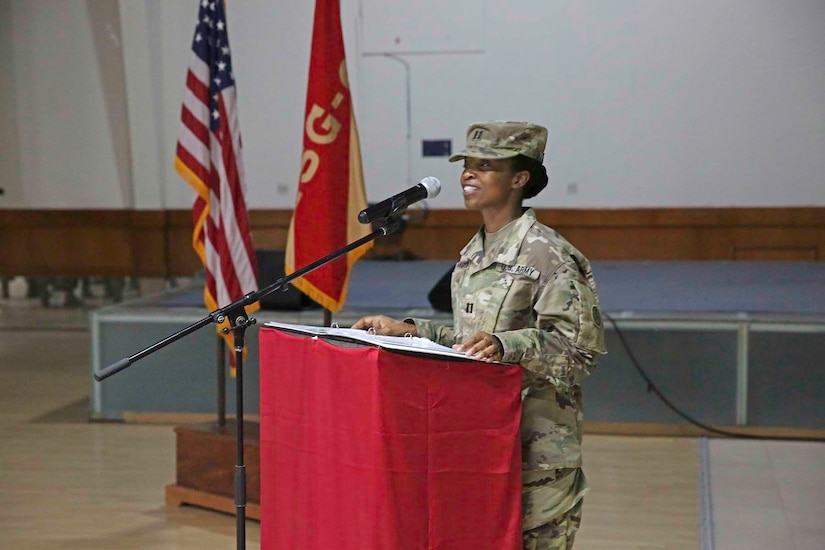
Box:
[0,0,22,204]
[2,0,824,210]
[5,0,131,208]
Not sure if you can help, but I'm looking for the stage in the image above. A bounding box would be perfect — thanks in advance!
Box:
[90,260,825,433]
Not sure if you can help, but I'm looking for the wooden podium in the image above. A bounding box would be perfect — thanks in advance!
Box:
[259,324,525,549]
[165,420,262,520]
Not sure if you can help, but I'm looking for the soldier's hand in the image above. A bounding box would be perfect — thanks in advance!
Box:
[454,331,503,362]
[351,315,417,337]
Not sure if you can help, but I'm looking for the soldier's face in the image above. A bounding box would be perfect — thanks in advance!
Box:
[460,157,522,211]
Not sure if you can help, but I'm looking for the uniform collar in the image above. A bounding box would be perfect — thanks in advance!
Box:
[460,208,538,271]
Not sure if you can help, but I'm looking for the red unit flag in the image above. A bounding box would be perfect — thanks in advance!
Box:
[285,0,372,313]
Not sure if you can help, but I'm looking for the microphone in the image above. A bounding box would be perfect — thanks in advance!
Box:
[358,177,441,224]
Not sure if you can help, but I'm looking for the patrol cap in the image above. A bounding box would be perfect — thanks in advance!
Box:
[449,121,548,163]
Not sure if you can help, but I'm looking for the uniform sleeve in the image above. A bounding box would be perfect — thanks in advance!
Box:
[494,264,606,388]
[405,318,456,347]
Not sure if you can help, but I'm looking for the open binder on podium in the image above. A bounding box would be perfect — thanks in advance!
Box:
[263,320,482,362]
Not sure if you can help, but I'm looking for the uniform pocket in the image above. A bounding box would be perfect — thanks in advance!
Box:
[477,282,512,332]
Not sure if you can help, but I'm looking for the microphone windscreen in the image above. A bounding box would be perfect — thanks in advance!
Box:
[420,177,441,198]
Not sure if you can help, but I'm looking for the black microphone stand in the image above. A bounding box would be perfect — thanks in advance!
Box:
[94,217,403,550]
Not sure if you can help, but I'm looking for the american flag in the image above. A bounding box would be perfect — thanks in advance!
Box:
[175,0,259,351]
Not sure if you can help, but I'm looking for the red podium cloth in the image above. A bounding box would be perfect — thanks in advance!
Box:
[259,327,524,549]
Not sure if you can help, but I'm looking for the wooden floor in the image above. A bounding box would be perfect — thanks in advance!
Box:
[1,283,823,549]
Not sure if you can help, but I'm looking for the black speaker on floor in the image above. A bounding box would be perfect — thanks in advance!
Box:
[255,249,318,310]
[428,264,455,313]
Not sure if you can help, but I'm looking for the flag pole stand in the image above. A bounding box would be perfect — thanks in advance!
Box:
[93,217,404,550]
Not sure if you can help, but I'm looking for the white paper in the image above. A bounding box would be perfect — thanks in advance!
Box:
[263,321,479,361]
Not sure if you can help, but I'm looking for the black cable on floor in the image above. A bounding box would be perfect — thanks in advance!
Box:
[604,312,823,442]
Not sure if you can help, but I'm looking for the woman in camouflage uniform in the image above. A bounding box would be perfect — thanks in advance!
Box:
[353,121,606,550]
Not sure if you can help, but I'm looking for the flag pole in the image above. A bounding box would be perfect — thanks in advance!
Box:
[217,336,226,427]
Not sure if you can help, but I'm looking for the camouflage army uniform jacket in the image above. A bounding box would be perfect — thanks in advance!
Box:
[412,208,606,471]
